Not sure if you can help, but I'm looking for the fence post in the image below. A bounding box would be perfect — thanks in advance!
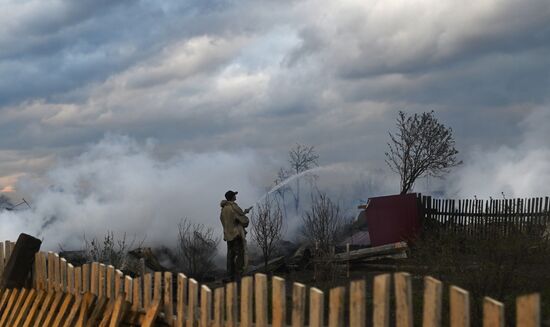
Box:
[350,279,366,327]
[373,274,391,327]
[423,276,442,327]
[516,294,539,327]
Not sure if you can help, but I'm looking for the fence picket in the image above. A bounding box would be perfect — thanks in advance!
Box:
[98,263,106,299]
[373,274,390,327]
[187,278,198,327]
[91,262,99,296]
[132,277,141,312]
[213,287,224,327]
[115,269,123,296]
[82,264,90,293]
[124,276,132,302]
[328,287,345,327]
[483,297,504,327]
[67,264,75,295]
[144,273,152,309]
[272,276,286,327]
[226,282,238,327]
[38,252,47,291]
[423,276,442,327]
[395,272,413,327]
[200,285,212,327]
[309,288,324,327]
[59,258,67,293]
[177,273,188,327]
[516,293,539,327]
[47,252,55,292]
[350,280,366,327]
[255,274,268,327]
[450,286,470,327]
[241,276,253,327]
[164,272,173,318]
[154,271,162,302]
[292,282,306,327]
[106,265,115,299]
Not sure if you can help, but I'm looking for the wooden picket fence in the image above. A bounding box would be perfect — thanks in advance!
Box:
[419,195,550,237]
[0,241,544,326]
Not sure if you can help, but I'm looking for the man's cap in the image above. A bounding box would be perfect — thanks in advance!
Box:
[225,190,238,201]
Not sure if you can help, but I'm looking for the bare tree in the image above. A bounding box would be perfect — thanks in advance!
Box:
[301,192,346,254]
[385,111,461,194]
[287,143,319,211]
[177,218,220,280]
[251,196,284,271]
[83,231,141,269]
[273,168,290,218]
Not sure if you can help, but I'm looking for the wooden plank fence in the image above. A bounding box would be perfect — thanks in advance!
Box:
[0,241,545,326]
[419,195,550,237]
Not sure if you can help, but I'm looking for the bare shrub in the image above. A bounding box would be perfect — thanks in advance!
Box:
[251,196,284,271]
[301,192,348,282]
[301,192,346,253]
[83,231,141,269]
[177,218,220,280]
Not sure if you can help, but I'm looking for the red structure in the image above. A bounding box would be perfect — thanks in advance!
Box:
[362,193,422,247]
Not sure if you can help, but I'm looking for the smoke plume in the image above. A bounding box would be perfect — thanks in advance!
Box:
[445,106,550,199]
[0,135,265,250]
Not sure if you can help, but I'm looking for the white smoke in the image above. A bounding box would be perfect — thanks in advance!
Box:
[0,135,267,250]
[446,106,550,198]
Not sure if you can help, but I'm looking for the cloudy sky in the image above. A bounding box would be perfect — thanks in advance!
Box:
[0,0,549,245]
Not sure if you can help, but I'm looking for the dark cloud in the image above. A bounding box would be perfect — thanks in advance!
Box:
[1,0,549,199]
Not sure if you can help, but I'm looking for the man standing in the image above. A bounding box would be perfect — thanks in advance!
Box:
[220,190,252,279]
